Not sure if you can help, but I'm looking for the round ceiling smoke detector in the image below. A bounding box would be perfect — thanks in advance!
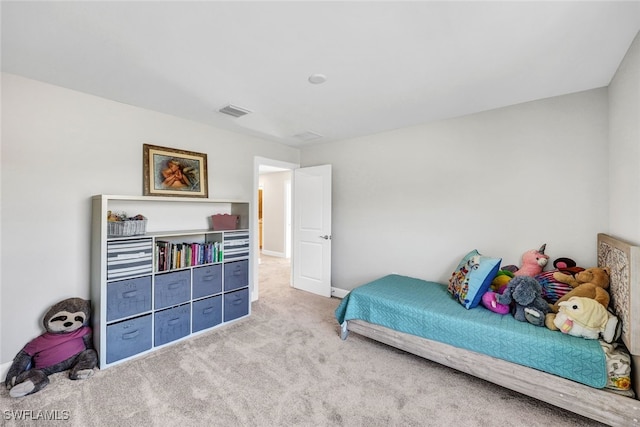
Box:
[308,74,327,84]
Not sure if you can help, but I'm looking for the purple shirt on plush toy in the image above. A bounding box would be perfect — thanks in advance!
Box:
[23,327,91,369]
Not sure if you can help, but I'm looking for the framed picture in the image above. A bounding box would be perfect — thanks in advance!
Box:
[143,144,208,198]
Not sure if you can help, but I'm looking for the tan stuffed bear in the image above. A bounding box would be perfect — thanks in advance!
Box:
[544,267,611,330]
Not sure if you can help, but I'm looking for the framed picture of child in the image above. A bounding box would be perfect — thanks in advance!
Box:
[143,144,208,198]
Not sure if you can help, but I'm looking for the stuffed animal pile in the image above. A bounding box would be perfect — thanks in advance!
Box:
[541,266,621,342]
[482,244,549,323]
[543,266,611,328]
[547,267,611,313]
[4,298,98,397]
[479,245,622,340]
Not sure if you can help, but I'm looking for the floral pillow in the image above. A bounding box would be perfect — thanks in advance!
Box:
[448,249,501,309]
[601,341,633,395]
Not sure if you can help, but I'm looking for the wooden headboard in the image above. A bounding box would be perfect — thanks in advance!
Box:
[597,233,640,396]
[597,233,640,355]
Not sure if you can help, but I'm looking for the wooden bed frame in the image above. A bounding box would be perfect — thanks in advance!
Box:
[340,234,640,427]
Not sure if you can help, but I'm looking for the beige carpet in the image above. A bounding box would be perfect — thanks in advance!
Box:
[1,255,605,426]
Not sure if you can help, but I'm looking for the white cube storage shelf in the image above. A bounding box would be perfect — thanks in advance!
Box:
[91,195,251,369]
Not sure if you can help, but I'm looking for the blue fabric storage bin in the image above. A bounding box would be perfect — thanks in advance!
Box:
[192,264,222,299]
[106,276,152,322]
[154,270,190,309]
[224,288,249,322]
[224,260,248,291]
[106,314,152,364]
[154,304,191,346]
[192,296,222,332]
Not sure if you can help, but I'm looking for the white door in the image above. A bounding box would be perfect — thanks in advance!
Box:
[292,164,332,297]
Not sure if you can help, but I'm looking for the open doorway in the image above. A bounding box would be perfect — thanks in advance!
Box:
[253,157,298,301]
[259,171,291,259]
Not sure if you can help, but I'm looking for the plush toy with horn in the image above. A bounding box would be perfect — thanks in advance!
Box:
[514,244,549,277]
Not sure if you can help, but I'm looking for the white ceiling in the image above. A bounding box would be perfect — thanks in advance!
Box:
[2,1,639,147]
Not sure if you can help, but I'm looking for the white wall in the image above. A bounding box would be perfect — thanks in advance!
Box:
[0,73,299,365]
[609,31,640,244]
[260,171,291,257]
[301,88,610,290]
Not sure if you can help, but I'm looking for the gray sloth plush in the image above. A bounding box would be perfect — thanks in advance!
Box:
[5,298,98,397]
[496,276,549,327]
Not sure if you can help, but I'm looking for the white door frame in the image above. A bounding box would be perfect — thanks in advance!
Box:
[285,179,292,259]
[252,156,299,301]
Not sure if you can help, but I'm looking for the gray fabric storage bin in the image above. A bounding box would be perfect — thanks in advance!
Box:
[224,260,248,291]
[192,264,222,299]
[192,296,222,332]
[106,276,152,322]
[223,231,250,260]
[106,238,153,280]
[106,314,152,364]
[154,304,191,346]
[154,269,190,309]
[224,288,249,322]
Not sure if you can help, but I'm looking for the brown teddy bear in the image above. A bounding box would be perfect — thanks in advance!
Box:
[544,266,611,330]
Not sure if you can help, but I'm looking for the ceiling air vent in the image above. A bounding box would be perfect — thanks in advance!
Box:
[293,131,323,142]
[218,104,251,118]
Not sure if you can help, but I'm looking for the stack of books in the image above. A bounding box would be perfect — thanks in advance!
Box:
[155,241,222,271]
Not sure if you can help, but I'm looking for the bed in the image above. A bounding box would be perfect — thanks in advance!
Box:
[336,233,640,427]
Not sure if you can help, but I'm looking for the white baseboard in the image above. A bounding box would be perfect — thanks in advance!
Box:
[331,287,350,299]
[260,250,286,258]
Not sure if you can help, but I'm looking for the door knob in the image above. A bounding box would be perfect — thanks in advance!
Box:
[319,235,331,240]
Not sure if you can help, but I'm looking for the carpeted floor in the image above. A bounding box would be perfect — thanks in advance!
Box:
[1,255,605,426]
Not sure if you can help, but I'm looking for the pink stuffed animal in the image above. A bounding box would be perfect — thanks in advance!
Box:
[481,290,510,314]
[514,244,549,277]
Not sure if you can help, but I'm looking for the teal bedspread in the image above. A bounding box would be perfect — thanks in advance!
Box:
[335,274,607,388]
